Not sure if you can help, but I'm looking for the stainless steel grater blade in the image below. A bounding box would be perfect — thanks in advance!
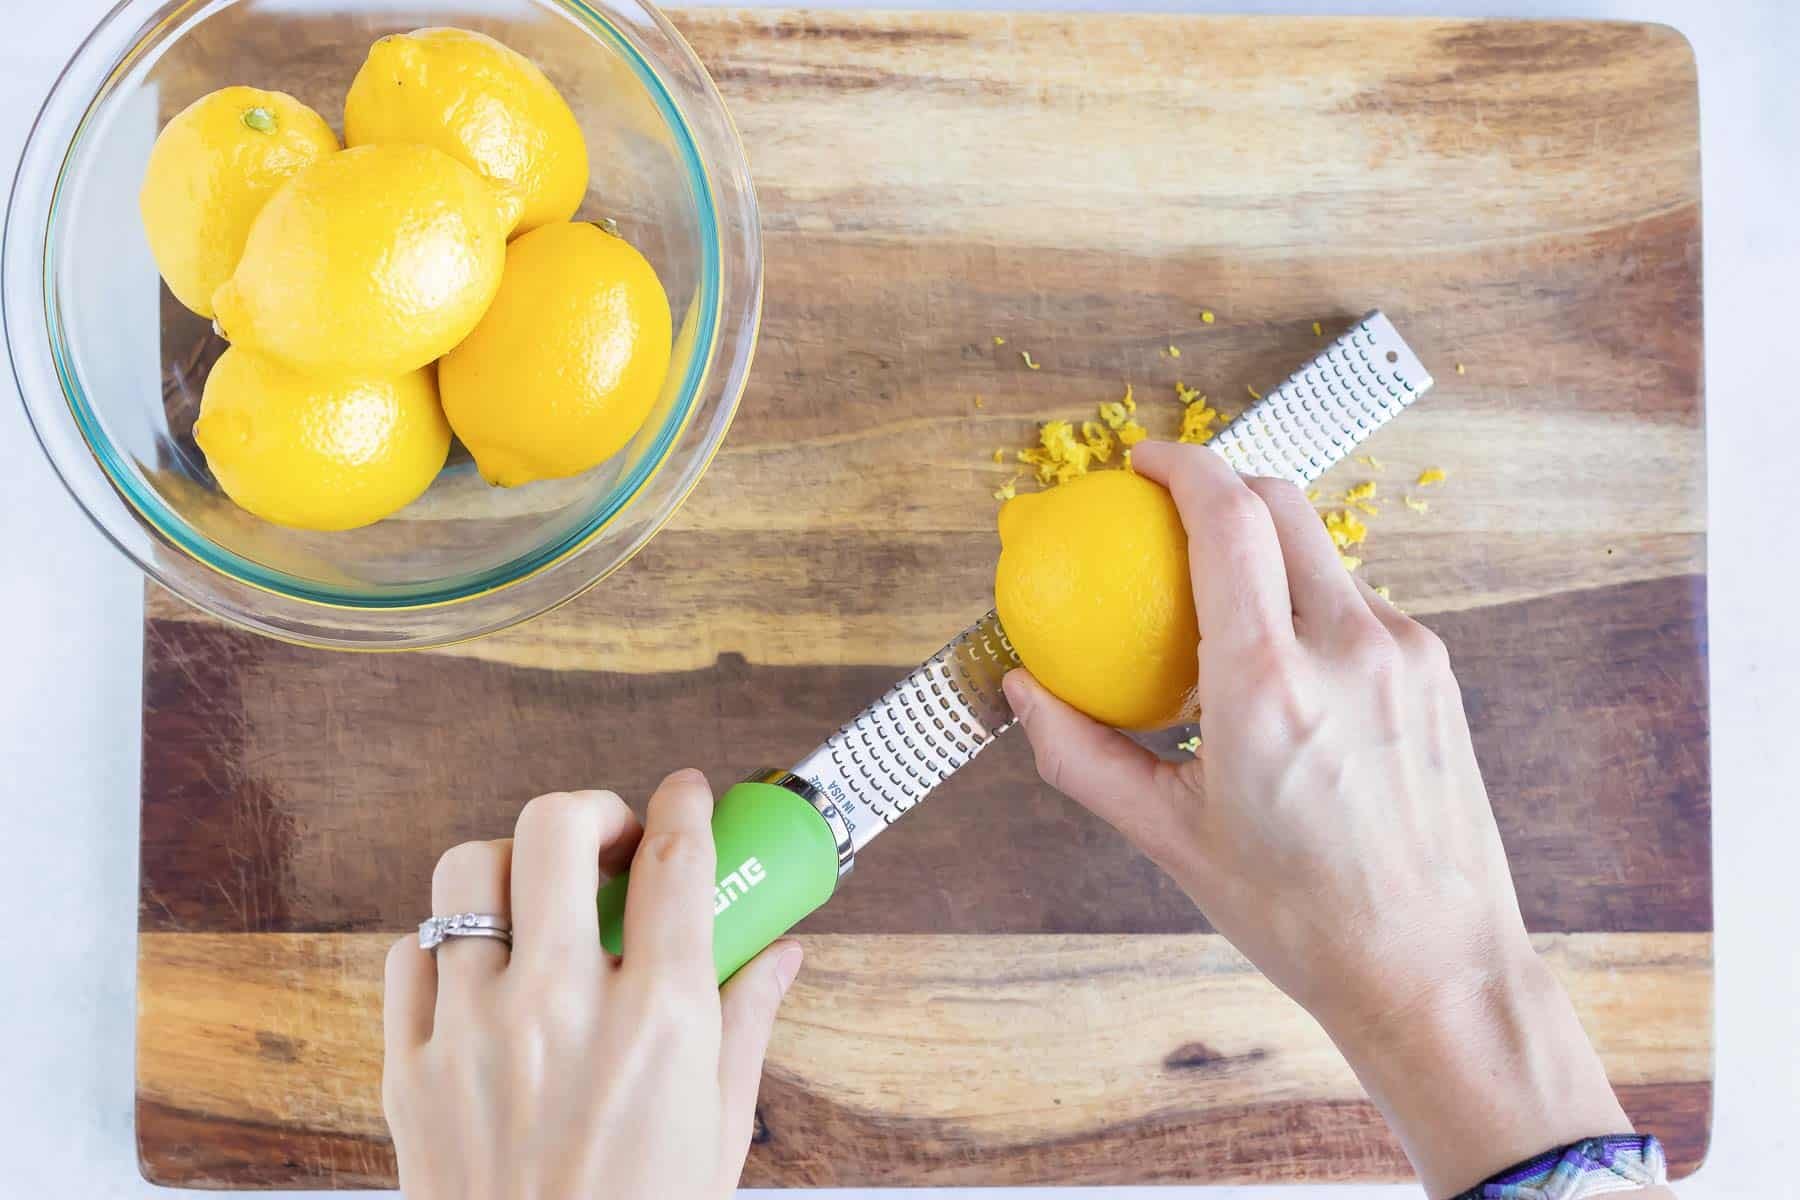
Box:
[791,310,1433,860]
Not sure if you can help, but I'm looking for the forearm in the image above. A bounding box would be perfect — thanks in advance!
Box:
[1325,938,1634,1199]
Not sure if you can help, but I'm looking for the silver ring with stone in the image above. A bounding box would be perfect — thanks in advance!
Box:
[418,912,513,951]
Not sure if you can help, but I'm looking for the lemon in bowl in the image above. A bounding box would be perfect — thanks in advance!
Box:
[6,0,761,649]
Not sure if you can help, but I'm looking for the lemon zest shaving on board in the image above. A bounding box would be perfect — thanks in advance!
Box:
[1178,401,1221,444]
[1020,350,1041,370]
[1404,494,1429,513]
[1201,310,1215,324]
[1417,467,1447,486]
[1323,509,1369,549]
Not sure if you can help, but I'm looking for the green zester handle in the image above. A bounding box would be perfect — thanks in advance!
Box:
[597,779,844,983]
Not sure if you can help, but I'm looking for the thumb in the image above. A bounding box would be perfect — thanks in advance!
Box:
[716,939,802,1169]
[1003,668,1194,859]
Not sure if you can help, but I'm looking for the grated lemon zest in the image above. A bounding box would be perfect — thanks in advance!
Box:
[1323,509,1369,549]
[1313,321,1323,337]
[1247,384,1262,401]
[1021,350,1041,370]
[1403,494,1429,513]
[1178,397,1223,444]
[1416,467,1447,486]
[1201,310,1215,324]
[1344,481,1377,502]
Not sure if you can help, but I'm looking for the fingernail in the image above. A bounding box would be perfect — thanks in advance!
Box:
[667,767,708,788]
[774,945,803,994]
[1002,669,1033,715]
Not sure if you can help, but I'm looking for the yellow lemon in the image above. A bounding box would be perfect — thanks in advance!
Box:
[193,346,450,531]
[439,222,672,487]
[211,143,510,378]
[345,27,587,236]
[995,470,1199,730]
[139,87,338,318]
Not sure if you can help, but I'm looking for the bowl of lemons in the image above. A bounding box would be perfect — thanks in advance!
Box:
[6,0,761,648]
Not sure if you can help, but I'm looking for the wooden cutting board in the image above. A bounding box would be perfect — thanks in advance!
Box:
[135,12,1710,1188]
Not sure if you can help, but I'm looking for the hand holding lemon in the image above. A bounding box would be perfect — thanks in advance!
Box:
[139,29,671,532]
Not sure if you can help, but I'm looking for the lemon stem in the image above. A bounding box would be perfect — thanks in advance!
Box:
[590,217,621,238]
[241,107,277,133]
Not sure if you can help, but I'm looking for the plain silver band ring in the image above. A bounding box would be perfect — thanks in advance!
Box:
[419,913,513,952]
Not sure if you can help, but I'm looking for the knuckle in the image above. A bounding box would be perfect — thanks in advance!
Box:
[1031,741,1069,795]
[636,973,717,1030]
[640,829,715,875]
[1343,619,1402,675]
[1244,474,1305,509]
[1399,621,1453,671]
[1211,485,1268,535]
[516,789,615,838]
[1241,643,1321,729]
[432,839,500,891]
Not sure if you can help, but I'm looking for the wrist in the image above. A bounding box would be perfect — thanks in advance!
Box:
[1324,935,1632,1198]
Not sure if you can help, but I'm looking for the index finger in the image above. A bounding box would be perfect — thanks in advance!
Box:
[1130,441,1294,649]
[621,769,719,984]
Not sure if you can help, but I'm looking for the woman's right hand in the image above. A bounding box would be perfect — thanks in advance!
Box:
[1003,441,1649,1198]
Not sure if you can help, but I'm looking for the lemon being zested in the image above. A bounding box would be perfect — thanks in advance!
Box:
[995,470,1199,730]
[210,143,511,378]
[139,87,338,318]
[193,347,450,531]
[346,27,588,237]
[439,221,672,487]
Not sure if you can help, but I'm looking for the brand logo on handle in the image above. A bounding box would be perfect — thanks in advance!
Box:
[714,857,767,915]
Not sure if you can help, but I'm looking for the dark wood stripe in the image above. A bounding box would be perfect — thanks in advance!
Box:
[141,573,1708,935]
[136,1081,1708,1188]
[137,1099,395,1190]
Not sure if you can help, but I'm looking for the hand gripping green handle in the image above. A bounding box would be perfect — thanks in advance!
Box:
[597,778,845,983]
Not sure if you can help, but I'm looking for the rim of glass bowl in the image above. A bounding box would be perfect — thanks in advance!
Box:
[4,0,762,650]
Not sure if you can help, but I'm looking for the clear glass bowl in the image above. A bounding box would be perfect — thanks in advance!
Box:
[5,0,761,649]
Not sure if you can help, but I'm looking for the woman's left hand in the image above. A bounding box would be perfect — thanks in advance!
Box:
[382,771,803,1200]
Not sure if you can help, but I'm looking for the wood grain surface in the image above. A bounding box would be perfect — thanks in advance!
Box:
[136,11,1708,1188]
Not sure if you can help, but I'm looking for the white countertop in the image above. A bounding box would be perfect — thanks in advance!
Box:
[2,1,1793,1197]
